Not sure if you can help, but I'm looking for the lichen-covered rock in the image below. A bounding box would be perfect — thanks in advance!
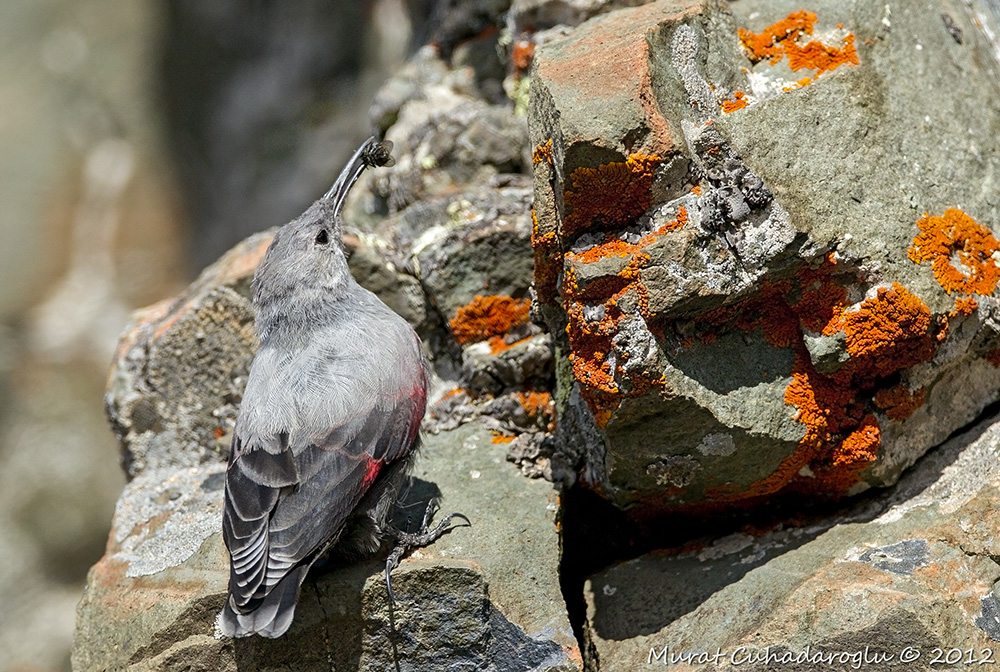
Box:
[582,414,1000,671]
[528,0,1000,513]
[353,41,556,443]
[105,231,273,479]
[73,421,579,672]
[76,221,577,669]
[407,185,536,324]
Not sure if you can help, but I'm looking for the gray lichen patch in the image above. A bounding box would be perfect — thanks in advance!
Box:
[110,464,226,578]
[976,593,1000,641]
[857,538,930,575]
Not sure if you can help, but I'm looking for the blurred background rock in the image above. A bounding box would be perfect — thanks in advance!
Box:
[0,1,415,669]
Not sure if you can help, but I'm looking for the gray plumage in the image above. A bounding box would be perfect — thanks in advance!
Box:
[220,138,426,638]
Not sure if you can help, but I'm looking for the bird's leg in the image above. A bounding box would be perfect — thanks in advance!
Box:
[384,500,471,603]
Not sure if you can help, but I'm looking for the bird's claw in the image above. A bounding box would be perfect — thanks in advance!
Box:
[384,503,471,604]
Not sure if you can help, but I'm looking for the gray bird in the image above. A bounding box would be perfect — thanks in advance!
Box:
[220,138,466,639]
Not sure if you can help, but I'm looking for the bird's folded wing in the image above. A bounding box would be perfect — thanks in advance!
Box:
[222,393,421,612]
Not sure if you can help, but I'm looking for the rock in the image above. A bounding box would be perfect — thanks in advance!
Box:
[528,0,1000,513]
[409,185,536,323]
[73,421,579,672]
[582,412,1000,671]
[507,0,654,34]
[105,231,272,479]
[462,334,553,396]
[368,45,476,141]
[368,51,530,216]
[354,39,552,416]
[342,229,429,333]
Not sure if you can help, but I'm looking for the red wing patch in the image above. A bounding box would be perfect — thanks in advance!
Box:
[363,456,383,488]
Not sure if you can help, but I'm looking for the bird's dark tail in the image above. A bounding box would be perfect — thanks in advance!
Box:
[219,564,310,639]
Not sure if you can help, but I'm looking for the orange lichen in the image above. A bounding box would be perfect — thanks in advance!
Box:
[909,208,1000,296]
[565,207,686,265]
[512,37,535,73]
[449,295,531,345]
[843,283,932,358]
[517,391,553,417]
[781,285,933,490]
[780,353,878,493]
[695,268,941,501]
[516,391,557,430]
[730,280,798,348]
[721,90,750,113]
[935,295,981,344]
[532,139,553,166]
[594,408,613,428]
[783,77,814,91]
[702,351,857,502]
[934,313,951,343]
[429,387,470,420]
[569,238,642,263]
[565,300,622,400]
[953,296,979,315]
[739,10,817,64]
[873,385,927,421]
[562,153,661,236]
[758,302,801,348]
[488,334,532,354]
[796,278,847,335]
[532,215,562,305]
[786,34,858,75]
[739,11,859,84]
[491,434,516,444]
[840,284,935,389]
[830,414,881,468]
[672,205,689,229]
[785,356,857,444]
[561,249,660,417]
[793,254,848,335]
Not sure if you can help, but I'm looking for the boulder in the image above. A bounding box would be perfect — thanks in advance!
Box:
[105,231,272,479]
[528,0,1000,513]
[583,413,1000,671]
[73,421,579,672]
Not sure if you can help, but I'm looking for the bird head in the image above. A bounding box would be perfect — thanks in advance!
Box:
[251,138,394,314]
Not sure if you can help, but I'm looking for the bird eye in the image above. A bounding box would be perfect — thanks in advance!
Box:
[314,229,329,246]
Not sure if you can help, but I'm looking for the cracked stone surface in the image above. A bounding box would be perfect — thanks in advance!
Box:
[528,0,1000,513]
[583,412,1000,671]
